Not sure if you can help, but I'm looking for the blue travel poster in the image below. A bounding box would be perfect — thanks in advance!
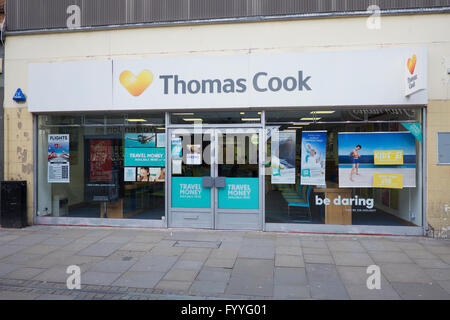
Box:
[125,133,156,147]
[171,177,211,208]
[338,132,416,188]
[218,178,259,210]
[301,131,327,186]
[124,147,165,167]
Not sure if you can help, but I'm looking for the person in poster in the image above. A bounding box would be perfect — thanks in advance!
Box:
[125,133,156,147]
[137,167,150,182]
[300,131,327,186]
[349,144,362,182]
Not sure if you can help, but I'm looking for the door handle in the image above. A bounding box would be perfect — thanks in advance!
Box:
[202,177,214,188]
[215,177,226,188]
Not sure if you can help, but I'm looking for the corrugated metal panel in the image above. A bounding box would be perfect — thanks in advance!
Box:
[6,0,450,32]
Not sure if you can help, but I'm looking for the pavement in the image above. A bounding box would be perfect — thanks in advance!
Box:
[0,225,449,300]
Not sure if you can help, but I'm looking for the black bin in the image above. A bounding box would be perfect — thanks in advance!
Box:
[1,181,28,228]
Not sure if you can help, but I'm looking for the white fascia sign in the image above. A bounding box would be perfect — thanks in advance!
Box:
[28,47,428,113]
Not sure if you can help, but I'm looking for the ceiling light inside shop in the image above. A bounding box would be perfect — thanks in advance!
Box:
[293,122,310,126]
[174,113,194,115]
[240,112,245,115]
[183,118,203,122]
[127,119,147,122]
[241,118,260,121]
[300,117,321,121]
[288,127,303,129]
[282,130,296,132]
[311,111,335,114]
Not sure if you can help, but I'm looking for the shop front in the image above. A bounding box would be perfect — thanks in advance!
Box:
[29,47,427,235]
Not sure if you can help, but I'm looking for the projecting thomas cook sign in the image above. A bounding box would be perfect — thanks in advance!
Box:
[28,48,427,112]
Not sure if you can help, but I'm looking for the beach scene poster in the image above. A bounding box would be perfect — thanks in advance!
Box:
[338,132,416,188]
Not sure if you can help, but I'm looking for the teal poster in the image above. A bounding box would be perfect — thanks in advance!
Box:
[124,148,165,167]
[172,177,211,208]
[401,122,423,143]
[218,178,259,210]
[125,133,156,147]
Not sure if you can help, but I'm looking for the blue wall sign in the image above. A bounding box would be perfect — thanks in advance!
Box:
[13,88,26,102]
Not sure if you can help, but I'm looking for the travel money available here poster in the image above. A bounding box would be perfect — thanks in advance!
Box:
[48,134,70,183]
[124,133,165,182]
[338,132,416,188]
[271,131,296,184]
[300,131,327,186]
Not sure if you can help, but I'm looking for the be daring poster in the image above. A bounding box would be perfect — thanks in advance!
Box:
[301,131,327,186]
[338,132,416,188]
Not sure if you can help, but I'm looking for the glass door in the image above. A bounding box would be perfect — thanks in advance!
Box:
[214,128,263,230]
[168,128,214,228]
[168,127,263,230]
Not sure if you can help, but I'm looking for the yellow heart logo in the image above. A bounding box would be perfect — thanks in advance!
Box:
[120,70,153,97]
[407,55,417,75]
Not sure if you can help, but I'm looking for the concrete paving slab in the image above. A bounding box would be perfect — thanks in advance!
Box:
[332,252,374,266]
[380,263,433,283]
[209,248,238,259]
[273,285,310,299]
[155,280,192,292]
[88,259,137,273]
[163,269,198,282]
[301,240,328,249]
[412,258,450,269]
[149,246,185,256]
[2,267,46,280]
[309,280,349,300]
[275,246,302,256]
[78,242,123,257]
[190,280,227,295]
[0,245,28,259]
[1,252,41,264]
[304,254,334,264]
[130,255,178,272]
[204,258,236,269]
[239,246,275,259]
[305,263,342,283]
[423,268,450,281]
[368,251,413,264]
[274,267,307,286]
[119,242,155,252]
[196,267,231,282]
[438,280,450,294]
[302,247,330,255]
[226,275,273,297]
[275,255,304,268]
[390,282,450,300]
[81,271,122,286]
[36,294,75,300]
[360,239,401,252]
[403,249,438,259]
[327,240,366,253]
[112,271,165,288]
[0,263,21,277]
[232,258,274,278]
[0,291,40,300]
[172,259,204,271]
[180,252,210,261]
[344,284,400,300]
